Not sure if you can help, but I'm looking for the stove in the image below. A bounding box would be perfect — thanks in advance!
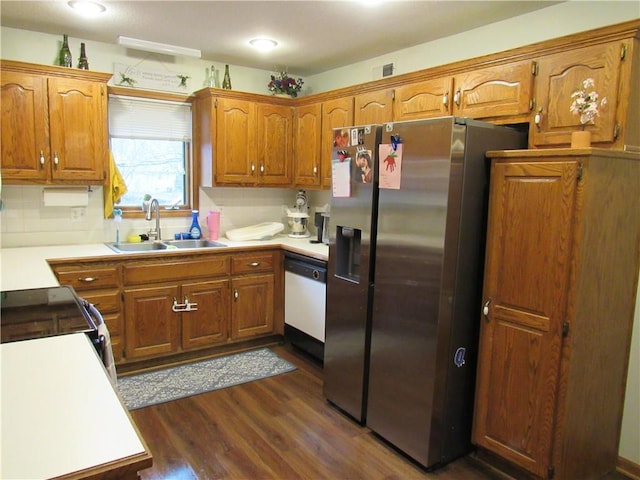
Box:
[1,286,98,344]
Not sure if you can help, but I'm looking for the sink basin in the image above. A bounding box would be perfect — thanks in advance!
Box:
[164,239,227,249]
[106,239,227,253]
[106,242,168,253]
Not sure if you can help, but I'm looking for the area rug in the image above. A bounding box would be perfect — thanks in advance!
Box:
[117,348,296,410]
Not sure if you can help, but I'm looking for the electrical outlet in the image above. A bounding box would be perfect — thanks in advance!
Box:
[71,207,86,222]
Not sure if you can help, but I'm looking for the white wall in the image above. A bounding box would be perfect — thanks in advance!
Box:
[1,1,639,465]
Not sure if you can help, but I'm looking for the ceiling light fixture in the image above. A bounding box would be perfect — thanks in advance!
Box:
[249,38,278,52]
[67,1,106,17]
[117,36,202,58]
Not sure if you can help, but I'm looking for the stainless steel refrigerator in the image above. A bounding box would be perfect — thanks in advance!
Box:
[323,117,526,469]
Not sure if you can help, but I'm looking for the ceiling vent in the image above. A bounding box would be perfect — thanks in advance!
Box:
[372,62,395,80]
[382,63,394,77]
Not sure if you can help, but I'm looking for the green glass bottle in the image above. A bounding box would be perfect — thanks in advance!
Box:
[78,42,89,70]
[222,64,232,90]
[59,34,72,67]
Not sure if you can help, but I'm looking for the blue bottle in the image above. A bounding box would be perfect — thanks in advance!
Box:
[189,210,202,239]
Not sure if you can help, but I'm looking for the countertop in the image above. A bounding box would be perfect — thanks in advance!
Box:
[0,333,152,479]
[0,234,328,292]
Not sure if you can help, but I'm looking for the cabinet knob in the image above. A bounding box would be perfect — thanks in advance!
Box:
[313,166,318,174]
[53,152,60,168]
[251,163,255,172]
[260,164,265,174]
[482,298,491,320]
[453,89,461,107]
[442,92,449,107]
[234,288,239,301]
[39,151,46,167]
[534,108,543,131]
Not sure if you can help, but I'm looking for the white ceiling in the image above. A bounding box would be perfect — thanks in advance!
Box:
[0,1,563,76]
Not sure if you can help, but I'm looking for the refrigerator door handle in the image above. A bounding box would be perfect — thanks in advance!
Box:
[482,298,491,319]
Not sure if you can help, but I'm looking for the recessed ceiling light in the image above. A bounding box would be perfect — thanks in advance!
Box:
[67,1,106,17]
[250,38,278,52]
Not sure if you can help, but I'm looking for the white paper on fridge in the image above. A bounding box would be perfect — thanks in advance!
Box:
[379,144,403,190]
[332,158,351,197]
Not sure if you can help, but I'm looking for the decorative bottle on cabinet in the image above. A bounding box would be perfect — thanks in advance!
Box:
[189,210,202,239]
[222,64,232,89]
[78,42,89,70]
[59,34,72,67]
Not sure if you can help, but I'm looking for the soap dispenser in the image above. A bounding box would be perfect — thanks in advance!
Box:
[189,210,202,239]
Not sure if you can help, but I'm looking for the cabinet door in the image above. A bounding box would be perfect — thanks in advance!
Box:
[293,102,322,187]
[181,279,230,350]
[393,77,452,121]
[231,274,274,339]
[473,160,578,478]
[215,97,257,184]
[354,89,393,125]
[48,77,106,182]
[1,71,49,181]
[531,42,623,147]
[124,285,179,359]
[321,96,354,188]
[453,60,533,119]
[256,103,292,186]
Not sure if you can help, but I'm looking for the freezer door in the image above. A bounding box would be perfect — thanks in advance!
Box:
[323,125,381,423]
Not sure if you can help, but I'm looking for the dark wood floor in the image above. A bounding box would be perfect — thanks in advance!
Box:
[130,343,629,480]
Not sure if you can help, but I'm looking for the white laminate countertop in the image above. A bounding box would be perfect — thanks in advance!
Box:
[0,235,328,292]
[0,333,150,479]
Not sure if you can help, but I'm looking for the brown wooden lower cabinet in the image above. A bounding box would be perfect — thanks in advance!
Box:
[231,273,274,339]
[473,148,640,479]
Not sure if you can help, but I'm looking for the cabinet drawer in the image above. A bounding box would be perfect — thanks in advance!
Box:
[231,252,276,275]
[124,255,230,285]
[54,266,120,290]
[79,290,120,315]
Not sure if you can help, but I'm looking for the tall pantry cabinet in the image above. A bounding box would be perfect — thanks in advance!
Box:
[473,149,640,480]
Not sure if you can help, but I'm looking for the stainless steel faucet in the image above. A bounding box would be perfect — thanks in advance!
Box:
[144,198,162,240]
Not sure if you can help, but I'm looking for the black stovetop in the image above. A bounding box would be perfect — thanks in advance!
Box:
[1,286,95,343]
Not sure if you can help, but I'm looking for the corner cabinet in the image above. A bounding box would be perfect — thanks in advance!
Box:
[194,89,293,187]
[472,149,640,480]
[1,60,111,184]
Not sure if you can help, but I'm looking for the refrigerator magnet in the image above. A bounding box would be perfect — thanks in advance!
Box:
[379,144,402,189]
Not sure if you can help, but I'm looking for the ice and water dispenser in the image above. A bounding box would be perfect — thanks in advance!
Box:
[334,226,361,282]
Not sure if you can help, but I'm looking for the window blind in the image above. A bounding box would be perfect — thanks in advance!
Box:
[109,95,192,141]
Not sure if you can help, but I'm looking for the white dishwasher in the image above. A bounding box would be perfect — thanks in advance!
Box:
[284,252,327,362]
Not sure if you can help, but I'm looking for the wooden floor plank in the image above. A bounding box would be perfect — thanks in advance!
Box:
[129,344,630,480]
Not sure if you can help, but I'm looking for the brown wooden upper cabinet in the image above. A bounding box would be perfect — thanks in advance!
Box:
[530,40,633,149]
[194,90,293,186]
[1,61,110,185]
[321,96,354,188]
[393,60,534,123]
[354,88,394,125]
[293,101,323,188]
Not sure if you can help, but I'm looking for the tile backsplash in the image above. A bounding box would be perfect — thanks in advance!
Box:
[0,185,330,248]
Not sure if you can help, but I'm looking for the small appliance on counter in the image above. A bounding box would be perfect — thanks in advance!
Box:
[312,211,330,245]
[287,190,310,238]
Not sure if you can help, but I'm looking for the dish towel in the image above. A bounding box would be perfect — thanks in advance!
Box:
[104,151,128,218]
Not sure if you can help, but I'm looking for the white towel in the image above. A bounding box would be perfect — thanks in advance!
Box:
[98,322,117,386]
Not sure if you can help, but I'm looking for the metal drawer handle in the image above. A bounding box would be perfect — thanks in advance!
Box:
[248,262,261,267]
[78,277,97,283]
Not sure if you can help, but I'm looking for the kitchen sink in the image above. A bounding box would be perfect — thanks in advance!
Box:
[164,239,227,249]
[106,239,227,253]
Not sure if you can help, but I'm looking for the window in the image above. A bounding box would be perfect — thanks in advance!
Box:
[108,92,193,213]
